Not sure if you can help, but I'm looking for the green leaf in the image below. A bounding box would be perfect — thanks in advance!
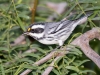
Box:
[23,64,38,69]
[92,17,100,20]
[81,70,96,74]
[18,58,34,64]
[16,17,26,31]
[33,47,46,54]
[18,13,30,19]
[68,47,82,56]
[77,59,90,67]
[71,73,78,75]
[16,4,29,9]
[85,6,100,11]
[53,69,60,75]
[0,63,5,75]
[66,66,79,73]
[24,53,40,58]
[0,47,8,51]
[79,0,99,3]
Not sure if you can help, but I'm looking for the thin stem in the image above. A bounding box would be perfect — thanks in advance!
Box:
[31,0,38,23]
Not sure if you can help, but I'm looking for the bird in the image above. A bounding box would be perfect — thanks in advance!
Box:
[24,12,92,46]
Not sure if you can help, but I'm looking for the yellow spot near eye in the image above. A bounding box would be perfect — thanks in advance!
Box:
[28,28,31,31]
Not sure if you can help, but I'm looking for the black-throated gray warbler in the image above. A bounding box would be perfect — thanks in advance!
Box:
[24,13,92,46]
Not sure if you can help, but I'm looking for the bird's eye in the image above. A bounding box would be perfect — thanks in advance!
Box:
[31,28,44,33]
[31,29,35,33]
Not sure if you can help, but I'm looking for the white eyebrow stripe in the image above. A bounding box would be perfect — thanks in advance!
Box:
[31,25,45,29]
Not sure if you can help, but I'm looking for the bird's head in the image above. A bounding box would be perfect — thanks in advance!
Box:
[24,23,45,40]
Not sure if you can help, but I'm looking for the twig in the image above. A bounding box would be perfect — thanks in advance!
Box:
[20,27,100,75]
[10,35,25,46]
[20,50,66,75]
[31,0,38,23]
[24,49,37,53]
[42,53,65,75]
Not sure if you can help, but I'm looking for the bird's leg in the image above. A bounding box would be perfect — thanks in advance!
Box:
[58,40,66,51]
[58,40,63,46]
[47,46,60,55]
[53,45,61,51]
[51,40,63,52]
[48,40,63,53]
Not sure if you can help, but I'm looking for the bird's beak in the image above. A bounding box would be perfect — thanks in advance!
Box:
[23,32,29,35]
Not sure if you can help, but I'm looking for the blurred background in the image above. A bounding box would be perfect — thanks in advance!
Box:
[0,0,100,75]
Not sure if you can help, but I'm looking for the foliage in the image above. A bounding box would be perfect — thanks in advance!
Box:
[0,0,100,75]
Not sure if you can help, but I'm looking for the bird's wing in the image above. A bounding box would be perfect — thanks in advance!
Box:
[43,20,74,40]
[45,20,74,35]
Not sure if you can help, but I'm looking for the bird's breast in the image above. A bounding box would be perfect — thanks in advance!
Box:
[38,38,58,45]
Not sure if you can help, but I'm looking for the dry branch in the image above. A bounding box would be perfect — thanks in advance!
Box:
[10,35,25,46]
[71,27,100,68]
[42,55,65,75]
[20,27,100,75]
[20,50,67,75]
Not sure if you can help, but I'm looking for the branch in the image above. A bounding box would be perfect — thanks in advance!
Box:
[71,27,100,68]
[42,54,65,75]
[42,27,100,75]
[10,35,25,46]
[20,50,67,75]
[20,27,100,75]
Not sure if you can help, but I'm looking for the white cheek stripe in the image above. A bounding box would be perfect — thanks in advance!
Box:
[29,33,44,38]
[31,25,44,29]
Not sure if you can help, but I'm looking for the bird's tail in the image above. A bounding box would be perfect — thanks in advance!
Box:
[75,11,93,25]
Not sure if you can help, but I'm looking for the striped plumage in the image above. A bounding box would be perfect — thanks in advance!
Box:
[24,13,91,46]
